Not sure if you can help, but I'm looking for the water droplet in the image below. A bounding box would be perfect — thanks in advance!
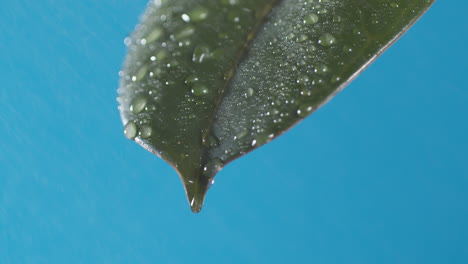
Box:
[192,46,211,63]
[203,158,223,177]
[135,65,148,81]
[317,8,327,15]
[297,104,314,118]
[207,178,215,189]
[155,50,168,61]
[181,14,190,22]
[228,10,241,23]
[251,139,257,147]
[222,0,239,5]
[300,89,312,96]
[331,75,341,83]
[203,134,219,147]
[146,28,163,43]
[185,75,199,84]
[254,134,270,147]
[353,27,362,36]
[304,13,319,25]
[124,121,138,140]
[123,37,132,46]
[130,97,147,114]
[246,88,254,97]
[297,74,310,85]
[139,125,153,139]
[175,26,195,39]
[191,84,209,96]
[298,34,308,42]
[144,103,156,112]
[234,129,248,140]
[189,7,209,22]
[318,33,336,47]
[314,64,329,75]
[343,45,353,53]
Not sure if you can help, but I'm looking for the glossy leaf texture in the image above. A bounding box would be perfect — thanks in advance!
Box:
[118,0,434,213]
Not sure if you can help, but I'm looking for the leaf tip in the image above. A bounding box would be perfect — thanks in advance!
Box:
[180,172,212,213]
[185,181,208,214]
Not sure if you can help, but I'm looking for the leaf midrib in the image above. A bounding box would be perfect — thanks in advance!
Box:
[200,0,282,164]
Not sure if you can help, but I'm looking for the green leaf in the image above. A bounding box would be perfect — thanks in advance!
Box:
[118,0,435,213]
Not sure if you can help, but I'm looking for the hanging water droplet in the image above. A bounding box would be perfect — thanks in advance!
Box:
[318,33,336,47]
[124,121,138,140]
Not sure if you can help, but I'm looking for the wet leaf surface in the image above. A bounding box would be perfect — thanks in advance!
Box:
[118,0,435,212]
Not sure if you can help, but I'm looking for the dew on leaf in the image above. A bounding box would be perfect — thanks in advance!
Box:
[124,121,138,140]
[314,64,329,75]
[189,7,209,22]
[139,125,153,139]
[146,28,163,43]
[318,33,336,47]
[203,158,223,177]
[191,84,209,96]
[118,0,435,213]
[130,97,147,114]
[304,13,319,24]
[296,104,314,118]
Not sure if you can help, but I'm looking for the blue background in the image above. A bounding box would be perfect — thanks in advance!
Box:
[0,1,466,263]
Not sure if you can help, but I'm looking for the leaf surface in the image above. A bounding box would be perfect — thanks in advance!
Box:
[118,0,435,212]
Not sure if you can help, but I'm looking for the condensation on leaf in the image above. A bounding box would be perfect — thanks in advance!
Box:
[118,0,435,213]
